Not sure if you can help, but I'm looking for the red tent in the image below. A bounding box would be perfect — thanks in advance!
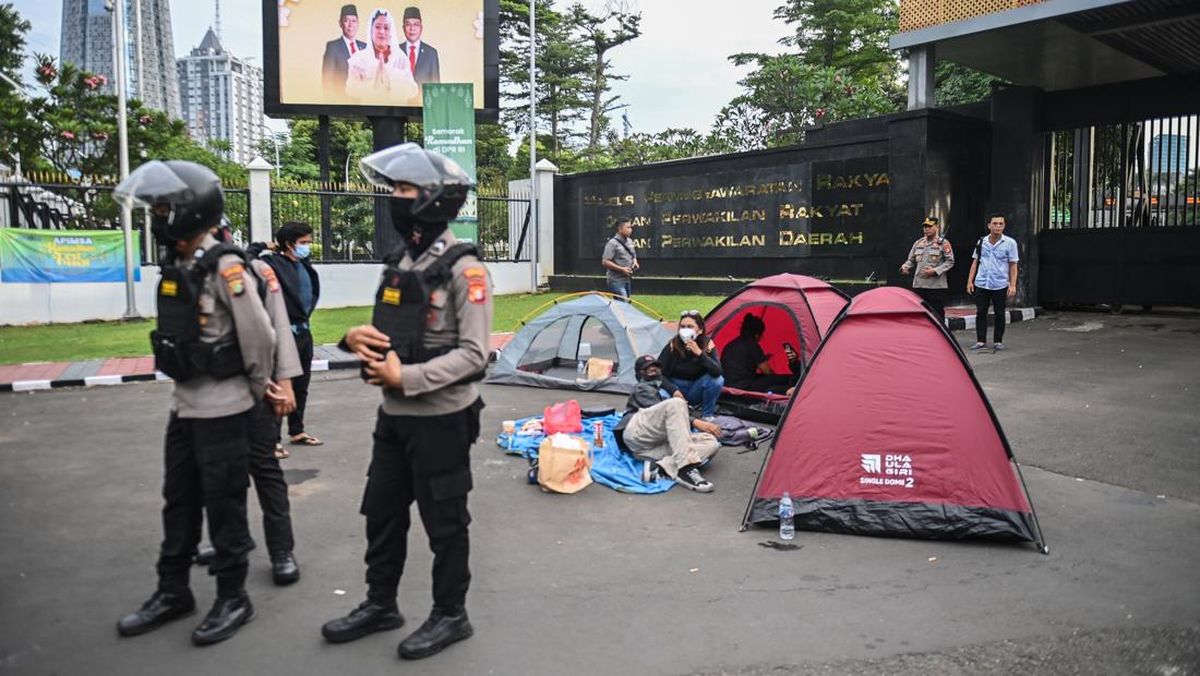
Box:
[705,274,850,375]
[741,287,1047,552]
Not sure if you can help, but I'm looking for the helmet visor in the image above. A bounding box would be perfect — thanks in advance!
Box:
[112,161,196,210]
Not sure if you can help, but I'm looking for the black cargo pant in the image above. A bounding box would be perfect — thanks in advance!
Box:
[974,287,1009,343]
[915,287,946,323]
[156,410,255,598]
[282,328,313,437]
[361,399,483,612]
[247,400,294,555]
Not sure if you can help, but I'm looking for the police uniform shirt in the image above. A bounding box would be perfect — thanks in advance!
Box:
[251,258,304,381]
[383,230,494,417]
[904,235,955,290]
[172,235,277,419]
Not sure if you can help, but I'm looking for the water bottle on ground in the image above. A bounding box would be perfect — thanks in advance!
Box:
[779,492,795,541]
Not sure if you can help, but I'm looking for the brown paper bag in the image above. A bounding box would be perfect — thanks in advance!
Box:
[586,357,614,380]
[536,433,593,494]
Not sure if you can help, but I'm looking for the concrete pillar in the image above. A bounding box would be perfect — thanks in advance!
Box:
[534,158,558,283]
[907,45,936,110]
[246,155,274,244]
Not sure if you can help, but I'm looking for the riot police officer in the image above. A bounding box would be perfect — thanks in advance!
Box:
[321,143,493,660]
[113,161,278,646]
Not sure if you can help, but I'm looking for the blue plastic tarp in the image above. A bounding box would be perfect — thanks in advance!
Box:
[496,413,675,494]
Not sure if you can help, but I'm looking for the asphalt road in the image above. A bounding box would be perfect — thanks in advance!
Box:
[0,311,1197,675]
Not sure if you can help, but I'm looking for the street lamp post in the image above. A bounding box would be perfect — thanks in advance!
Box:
[528,0,538,294]
[113,0,139,319]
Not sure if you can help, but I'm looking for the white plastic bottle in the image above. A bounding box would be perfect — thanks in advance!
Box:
[779,492,795,541]
[577,359,587,377]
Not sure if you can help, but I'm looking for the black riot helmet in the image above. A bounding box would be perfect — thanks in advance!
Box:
[113,160,225,246]
[359,142,473,225]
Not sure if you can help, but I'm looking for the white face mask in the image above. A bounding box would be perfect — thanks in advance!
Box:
[678,327,697,342]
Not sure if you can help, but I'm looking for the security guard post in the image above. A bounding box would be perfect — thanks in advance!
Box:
[900,216,955,321]
[114,161,277,646]
[321,143,492,660]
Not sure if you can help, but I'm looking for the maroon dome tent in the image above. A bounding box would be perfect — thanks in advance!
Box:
[741,287,1048,552]
[705,274,850,420]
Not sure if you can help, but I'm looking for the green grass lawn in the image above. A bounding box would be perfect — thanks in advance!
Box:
[0,293,722,365]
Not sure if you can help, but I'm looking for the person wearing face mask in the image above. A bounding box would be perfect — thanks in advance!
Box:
[655,311,723,418]
[112,160,279,646]
[249,222,322,451]
[322,143,491,661]
[613,355,724,492]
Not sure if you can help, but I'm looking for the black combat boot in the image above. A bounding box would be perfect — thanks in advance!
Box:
[321,600,405,643]
[117,588,197,637]
[397,608,473,660]
[191,593,255,646]
[271,551,300,586]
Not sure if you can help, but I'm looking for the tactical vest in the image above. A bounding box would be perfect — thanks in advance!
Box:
[367,242,486,383]
[152,243,262,382]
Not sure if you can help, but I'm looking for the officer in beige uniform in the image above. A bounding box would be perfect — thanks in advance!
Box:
[322,143,492,661]
[900,216,955,321]
[195,223,305,584]
[113,161,278,646]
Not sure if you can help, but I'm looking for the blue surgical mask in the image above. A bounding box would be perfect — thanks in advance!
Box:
[294,243,312,259]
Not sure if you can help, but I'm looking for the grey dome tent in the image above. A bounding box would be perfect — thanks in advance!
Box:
[486,293,673,394]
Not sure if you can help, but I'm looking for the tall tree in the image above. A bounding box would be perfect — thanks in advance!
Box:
[935,61,1002,106]
[0,3,40,172]
[568,2,641,152]
[721,0,903,149]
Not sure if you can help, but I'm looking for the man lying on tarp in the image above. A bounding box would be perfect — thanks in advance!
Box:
[613,355,724,493]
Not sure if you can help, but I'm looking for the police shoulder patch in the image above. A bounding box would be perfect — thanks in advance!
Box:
[220,263,246,296]
[943,241,952,253]
[463,266,487,305]
[260,265,281,293]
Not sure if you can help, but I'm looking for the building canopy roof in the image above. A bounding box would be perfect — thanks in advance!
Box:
[891,0,1200,91]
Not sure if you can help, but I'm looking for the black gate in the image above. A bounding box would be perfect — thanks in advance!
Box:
[1040,116,1200,308]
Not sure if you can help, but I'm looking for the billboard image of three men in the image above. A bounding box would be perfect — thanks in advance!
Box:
[278,0,479,110]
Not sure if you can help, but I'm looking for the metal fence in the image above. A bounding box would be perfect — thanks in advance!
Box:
[1,171,531,265]
[269,181,531,263]
[1047,116,1200,230]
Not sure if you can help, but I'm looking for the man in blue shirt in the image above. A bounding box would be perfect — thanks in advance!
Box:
[249,222,322,451]
[966,213,1019,351]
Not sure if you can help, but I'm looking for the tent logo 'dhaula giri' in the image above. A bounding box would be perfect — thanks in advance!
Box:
[859,453,916,489]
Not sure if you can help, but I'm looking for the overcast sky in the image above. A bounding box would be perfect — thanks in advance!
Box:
[14,0,788,134]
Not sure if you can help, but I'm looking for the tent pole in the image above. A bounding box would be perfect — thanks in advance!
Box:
[1012,459,1051,554]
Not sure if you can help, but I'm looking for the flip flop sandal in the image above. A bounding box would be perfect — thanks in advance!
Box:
[290,433,324,446]
[274,443,290,459]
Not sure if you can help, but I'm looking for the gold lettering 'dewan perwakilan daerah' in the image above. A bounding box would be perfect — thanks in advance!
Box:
[777,231,865,246]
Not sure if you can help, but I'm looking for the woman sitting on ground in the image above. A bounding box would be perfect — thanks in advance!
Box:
[720,314,800,395]
[655,310,724,418]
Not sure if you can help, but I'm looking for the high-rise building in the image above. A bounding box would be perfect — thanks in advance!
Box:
[177,28,266,166]
[1150,134,1190,177]
[59,0,182,118]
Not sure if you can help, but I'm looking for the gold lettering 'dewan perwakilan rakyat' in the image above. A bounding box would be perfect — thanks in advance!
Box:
[660,209,769,226]
[777,203,865,220]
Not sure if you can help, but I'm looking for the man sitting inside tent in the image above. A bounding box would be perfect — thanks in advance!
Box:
[613,355,723,492]
[720,314,802,395]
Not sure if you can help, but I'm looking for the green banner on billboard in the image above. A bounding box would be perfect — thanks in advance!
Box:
[0,228,141,283]
[423,82,478,243]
